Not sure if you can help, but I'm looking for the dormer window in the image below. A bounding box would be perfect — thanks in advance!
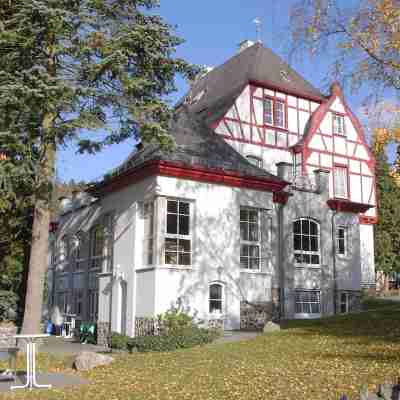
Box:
[280,70,291,82]
[246,155,263,168]
[264,98,286,129]
[333,114,345,135]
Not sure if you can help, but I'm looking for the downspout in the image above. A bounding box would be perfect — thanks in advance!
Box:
[331,209,338,315]
[277,202,285,319]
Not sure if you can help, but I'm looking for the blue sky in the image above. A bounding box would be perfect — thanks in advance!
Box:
[57,0,378,183]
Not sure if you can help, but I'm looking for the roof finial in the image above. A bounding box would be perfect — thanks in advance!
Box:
[253,17,262,44]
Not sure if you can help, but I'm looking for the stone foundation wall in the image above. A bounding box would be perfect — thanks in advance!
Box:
[97,322,111,347]
[0,324,17,347]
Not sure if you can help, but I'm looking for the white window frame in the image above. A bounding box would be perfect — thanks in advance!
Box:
[164,199,192,267]
[333,165,349,199]
[74,289,84,317]
[293,152,302,177]
[340,292,350,314]
[143,201,155,266]
[58,235,69,263]
[293,218,321,267]
[246,155,263,168]
[294,290,321,318]
[240,207,261,271]
[88,289,98,321]
[73,232,86,271]
[263,97,286,129]
[336,226,347,256]
[333,113,345,136]
[274,100,286,128]
[209,282,224,316]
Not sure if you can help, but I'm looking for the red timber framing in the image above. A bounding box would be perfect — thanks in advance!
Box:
[297,83,377,224]
[89,160,288,196]
[214,83,322,152]
[212,80,377,224]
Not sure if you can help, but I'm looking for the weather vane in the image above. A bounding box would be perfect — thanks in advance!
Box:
[253,17,262,43]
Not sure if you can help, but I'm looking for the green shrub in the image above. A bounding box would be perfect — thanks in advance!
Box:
[159,308,194,335]
[127,327,219,353]
[111,332,131,350]
[0,290,18,322]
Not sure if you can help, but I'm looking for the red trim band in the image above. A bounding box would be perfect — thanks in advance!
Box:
[90,160,288,196]
[327,199,373,214]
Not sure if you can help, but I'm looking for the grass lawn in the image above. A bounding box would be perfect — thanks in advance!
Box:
[3,298,400,400]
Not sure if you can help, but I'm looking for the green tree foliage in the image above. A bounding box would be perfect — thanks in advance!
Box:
[374,152,400,275]
[0,0,198,332]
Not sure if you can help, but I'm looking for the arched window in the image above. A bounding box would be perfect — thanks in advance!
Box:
[209,283,223,314]
[246,155,263,168]
[293,218,320,265]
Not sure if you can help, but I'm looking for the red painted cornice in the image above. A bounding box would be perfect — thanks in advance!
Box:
[90,160,288,196]
[273,191,290,205]
[327,199,373,214]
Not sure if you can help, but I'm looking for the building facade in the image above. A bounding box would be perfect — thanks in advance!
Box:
[48,41,376,339]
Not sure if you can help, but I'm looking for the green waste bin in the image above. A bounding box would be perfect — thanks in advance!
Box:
[79,323,97,344]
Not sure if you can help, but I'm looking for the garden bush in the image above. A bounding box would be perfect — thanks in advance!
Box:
[127,327,219,353]
[0,290,18,322]
[111,332,131,350]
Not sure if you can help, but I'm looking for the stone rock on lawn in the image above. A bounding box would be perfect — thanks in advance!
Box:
[263,321,281,333]
[74,351,114,371]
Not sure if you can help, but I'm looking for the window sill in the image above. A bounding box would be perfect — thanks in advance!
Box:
[240,269,268,275]
[294,313,321,319]
[265,124,288,133]
[136,265,195,272]
[294,264,321,269]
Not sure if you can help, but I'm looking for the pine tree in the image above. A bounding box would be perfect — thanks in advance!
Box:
[0,0,198,333]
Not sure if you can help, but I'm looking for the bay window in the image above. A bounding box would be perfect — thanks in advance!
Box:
[293,218,320,266]
[240,208,261,270]
[165,199,191,266]
[143,202,154,265]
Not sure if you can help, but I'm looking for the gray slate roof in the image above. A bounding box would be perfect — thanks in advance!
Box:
[97,107,284,188]
[181,42,325,124]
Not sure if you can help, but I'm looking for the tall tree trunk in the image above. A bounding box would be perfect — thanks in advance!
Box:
[21,119,55,334]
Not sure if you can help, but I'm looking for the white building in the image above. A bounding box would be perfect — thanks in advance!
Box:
[48,41,376,343]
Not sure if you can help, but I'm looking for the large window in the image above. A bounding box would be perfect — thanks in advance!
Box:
[333,166,348,199]
[333,114,345,135]
[295,290,321,315]
[209,283,223,314]
[73,232,86,270]
[336,226,347,256]
[165,200,191,266]
[144,202,154,265]
[293,218,320,265]
[293,152,302,177]
[74,289,84,316]
[264,98,286,128]
[58,236,69,263]
[91,224,105,259]
[240,208,261,270]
